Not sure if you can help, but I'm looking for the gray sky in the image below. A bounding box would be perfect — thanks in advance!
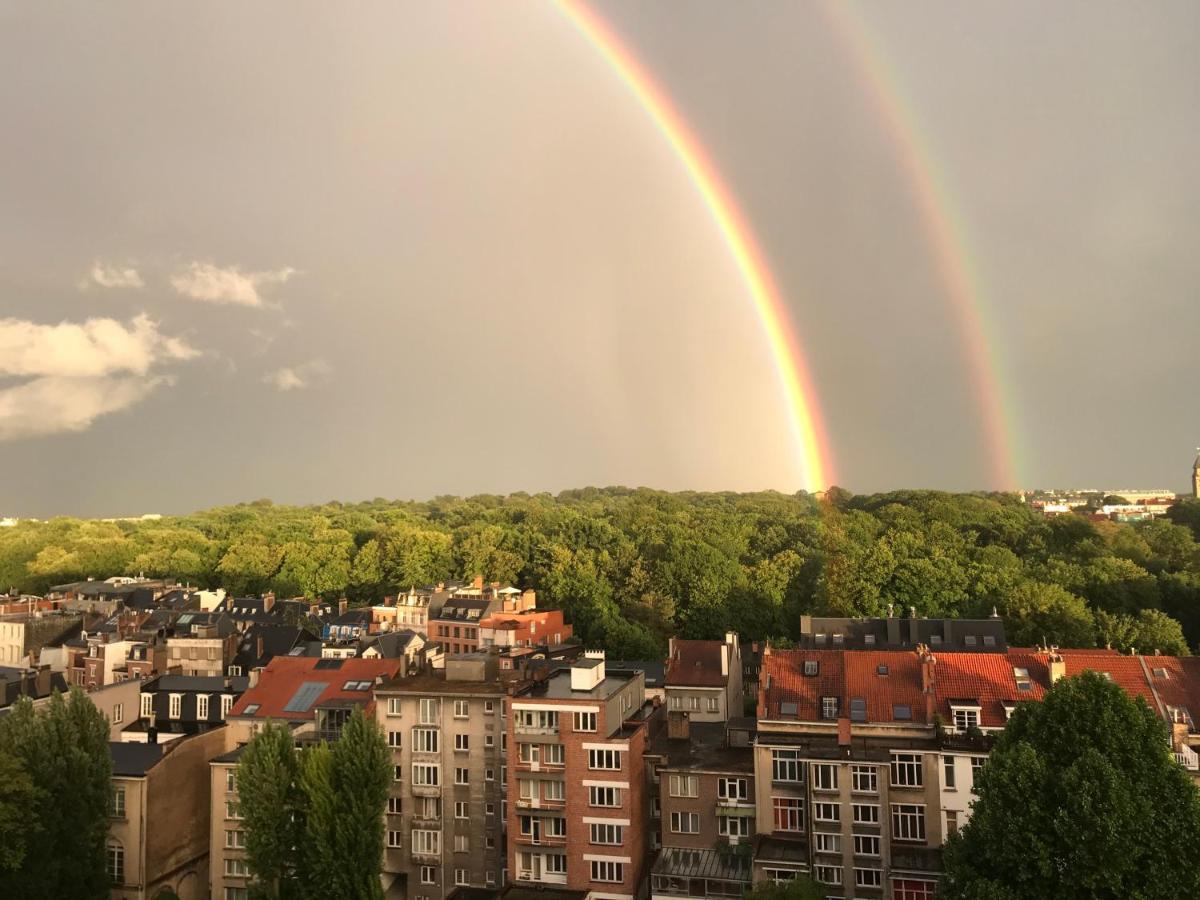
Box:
[1,1,1197,517]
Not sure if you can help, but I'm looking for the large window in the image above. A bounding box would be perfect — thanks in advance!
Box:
[413,728,440,753]
[671,811,700,834]
[419,698,440,725]
[855,867,882,888]
[573,711,597,732]
[718,815,752,837]
[106,840,124,885]
[412,829,441,855]
[225,829,246,848]
[515,709,559,732]
[812,763,838,792]
[590,860,624,883]
[718,777,749,800]
[853,834,880,857]
[590,822,623,845]
[772,797,803,831]
[894,879,938,900]
[813,864,842,886]
[588,749,622,770]
[891,753,923,788]
[588,786,621,807]
[814,832,841,854]
[892,804,926,842]
[772,749,803,783]
[543,743,565,765]
[852,803,880,825]
[851,765,877,794]
[412,764,440,786]
[669,774,698,798]
[812,802,839,823]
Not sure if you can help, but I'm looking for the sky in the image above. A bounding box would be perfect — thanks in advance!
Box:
[1,1,1197,517]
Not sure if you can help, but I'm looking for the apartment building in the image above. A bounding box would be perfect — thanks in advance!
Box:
[108,727,234,900]
[664,633,743,723]
[166,613,239,677]
[648,714,757,900]
[507,653,655,899]
[374,653,510,899]
[209,655,404,900]
[134,674,249,739]
[798,615,1007,653]
[479,608,573,654]
[431,579,541,655]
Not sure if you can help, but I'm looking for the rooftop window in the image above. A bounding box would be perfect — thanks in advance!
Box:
[964,636,978,647]
[850,698,867,723]
[876,664,889,676]
[864,634,876,646]
[780,702,799,717]
[803,661,819,677]
[1154,668,1169,679]
[893,705,912,721]
[930,635,943,646]
[983,635,997,647]
[244,704,260,715]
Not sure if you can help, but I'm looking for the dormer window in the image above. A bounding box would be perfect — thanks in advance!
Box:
[814,633,827,646]
[893,705,912,721]
[821,696,839,719]
[803,660,819,677]
[930,635,943,646]
[864,634,876,646]
[983,635,996,647]
[951,704,981,731]
[1013,667,1031,691]
[964,636,978,647]
[850,698,867,722]
[832,633,844,646]
[876,664,889,676]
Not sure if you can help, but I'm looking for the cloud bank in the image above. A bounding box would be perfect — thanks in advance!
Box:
[0,375,169,441]
[263,358,331,391]
[85,261,144,289]
[170,262,295,307]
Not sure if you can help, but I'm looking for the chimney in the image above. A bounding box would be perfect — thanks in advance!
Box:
[721,644,729,678]
[473,575,484,590]
[256,637,264,661]
[338,599,348,616]
[1048,646,1066,684]
[668,710,690,741]
[918,644,937,722]
[263,592,275,613]
[147,726,158,745]
[668,637,677,660]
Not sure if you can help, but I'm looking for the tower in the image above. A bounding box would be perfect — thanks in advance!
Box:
[1193,448,1200,499]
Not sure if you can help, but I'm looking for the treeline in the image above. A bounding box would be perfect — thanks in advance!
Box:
[4,489,1200,658]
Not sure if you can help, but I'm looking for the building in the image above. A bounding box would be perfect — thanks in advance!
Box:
[798,615,1007,653]
[664,633,744,723]
[0,611,83,666]
[374,653,511,899]
[108,727,235,900]
[209,655,404,900]
[478,608,574,655]
[132,674,249,740]
[360,628,426,669]
[166,612,240,678]
[431,579,541,656]
[507,653,655,898]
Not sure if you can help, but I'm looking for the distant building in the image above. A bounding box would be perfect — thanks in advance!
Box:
[1193,448,1200,498]
[798,614,1007,653]
[664,633,744,723]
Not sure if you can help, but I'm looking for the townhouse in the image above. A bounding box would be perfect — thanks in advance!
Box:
[507,653,656,899]
[664,633,744,723]
[374,653,511,899]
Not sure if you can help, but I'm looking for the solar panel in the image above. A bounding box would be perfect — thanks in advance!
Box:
[283,681,327,713]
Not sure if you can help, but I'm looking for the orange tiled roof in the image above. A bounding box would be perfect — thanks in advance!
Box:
[666,639,730,688]
[932,651,1049,727]
[761,650,845,720]
[229,656,403,720]
[844,651,928,724]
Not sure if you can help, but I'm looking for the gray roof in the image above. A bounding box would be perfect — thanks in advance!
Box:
[151,674,249,693]
[110,741,165,776]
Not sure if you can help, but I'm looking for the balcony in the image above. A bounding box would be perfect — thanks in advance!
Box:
[515,724,560,736]
[411,784,441,798]
[516,870,568,886]
[1176,744,1199,771]
[514,794,566,810]
[651,848,751,899]
[411,847,441,864]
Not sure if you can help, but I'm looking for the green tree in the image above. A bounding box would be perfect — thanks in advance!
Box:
[237,721,302,899]
[0,689,113,898]
[999,581,1096,648]
[941,672,1200,900]
[0,753,35,873]
[745,875,826,900]
[326,709,390,899]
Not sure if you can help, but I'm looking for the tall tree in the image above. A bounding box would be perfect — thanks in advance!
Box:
[941,671,1200,899]
[0,753,35,873]
[237,721,302,900]
[0,689,112,899]
[327,709,390,899]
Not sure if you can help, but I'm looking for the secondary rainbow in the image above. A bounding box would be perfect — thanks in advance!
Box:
[555,0,834,492]
[821,2,1022,489]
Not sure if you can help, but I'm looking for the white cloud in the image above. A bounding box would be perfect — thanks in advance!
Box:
[263,358,331,391]
[0,375,168,441]
[0,314,198,378]
[84,261,144,289]
[170,262,295,308]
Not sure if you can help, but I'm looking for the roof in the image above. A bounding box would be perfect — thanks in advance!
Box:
[110,741,165,776]
[799,615,1007,652]
[761,650,847,720]
[844,651,928,724]
[652,846,751,881]
[361,630,421,658]
[376,671,506,696]
[651,720,755,772]
[666,639,729,688]
[518,666,638,702]
[608,660,665,687]
[432,598,494,621]
[228,656,402,721]
[932,650,1049,727]
[232,624,315,671]
[151,674,249,694]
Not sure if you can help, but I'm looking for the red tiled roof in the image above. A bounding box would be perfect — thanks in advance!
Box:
[229,656,403,720]
[932,651,1049,727]
[1057,651,1157,708]
[844,651,928,724]
[761,650,845,720]
[665,639,730,688]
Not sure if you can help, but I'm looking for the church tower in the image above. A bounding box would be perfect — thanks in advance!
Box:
[1193,448,1200,499]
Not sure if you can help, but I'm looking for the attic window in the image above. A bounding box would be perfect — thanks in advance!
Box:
[983,635,996,647]
[876,664,889,676]
[892,704,912,721]
[814,633,827,646]
[803,661,819,677]
[244,704,260,715]
[964,636,978,647]
[821,697,838,719]
[1153,668,1169,679]
[930,635,943,646]
[864,634,876,646]
[780,702,799,717]
[850,698,867,722]
[1013,667,1031,691]
[832,633,845,646]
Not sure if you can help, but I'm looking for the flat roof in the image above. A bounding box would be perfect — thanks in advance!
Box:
[521,668,637,701]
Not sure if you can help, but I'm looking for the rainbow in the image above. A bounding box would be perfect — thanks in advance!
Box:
[821,2,1021,489]
[554,0,834,493]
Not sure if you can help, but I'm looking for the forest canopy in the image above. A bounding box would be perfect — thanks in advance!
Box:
[3,489,1200,660]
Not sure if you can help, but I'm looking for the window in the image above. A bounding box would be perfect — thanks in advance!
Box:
[851,765,877,794]
[412,764,440,786]
[226,770,237,793]
[849,697,867,722]
[454,868,468,885]
[772,749,803,783]
[953,706,981,731]
[813,802,839,823]
[814,832,841,854]
[543,743,564,765]
[225,829,246,848]
[413,728,439,753]
[388,796,403,815]
[671,811,700,834]
[412,829,441,855]
[804,660,819,676]
[388,697,403,717]
[813,864,842,886]
[486,767,495,782]
[893,704,912,720]
[590,860,624,883]
[891,753,923,788]
[388,730,403,749]
[226,800,242,819]
[418,797,441,819]
[589,786,621,807]
[111,703,123,724]
[573,711,597,732]
[454,834,469,853]
[812,763,838,792]
[515,709,559,732]
[454,767,469,785]
[420,865,436,884]
[707,695,720,712]
[484,700,495,713]
[140,693,153,719]
[455,801,468,818]
[224,889,249,900]
[169,693,182,719]
[971,756,987,780]
[106,840,124,884]
[821,696,838,719]
[945,810,959,836]
[590,822,623,844]
[225,858,249,877]
[197,694,209,719]
[852,803,880,825]
[763,868,800,884]
[853,834,880,857]
[454,699,469,718]
[588,749,622,770]
[718,777,749,800]
[892,804,926,842]
[943,755,956,790]
[773,796,804,831]
[544,780,565,801]
[855,867,883,888]
[1013,667,1032,691]
[484,734,494,748]
[669,774,698,797]
[455,733,470,752]
[388,830,403,848]
[876,664,889,676]
[110,786,126,817]
[419,698,440,724]
[221,694,233,719]
[894,880,938,900]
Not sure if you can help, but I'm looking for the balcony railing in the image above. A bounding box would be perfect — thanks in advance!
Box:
[411,784,441,797]
[516,833,567,847]
[1175,744,1199,771]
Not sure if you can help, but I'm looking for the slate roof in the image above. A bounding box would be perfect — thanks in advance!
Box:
[110,741,165,776]
[360,630,421,658]
[232,624,316,672]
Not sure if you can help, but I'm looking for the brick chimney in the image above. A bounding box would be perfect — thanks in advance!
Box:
[473,575,484,590]
[1048,646,1065,684]
[918,643,937,722]
[262,592,275,613]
